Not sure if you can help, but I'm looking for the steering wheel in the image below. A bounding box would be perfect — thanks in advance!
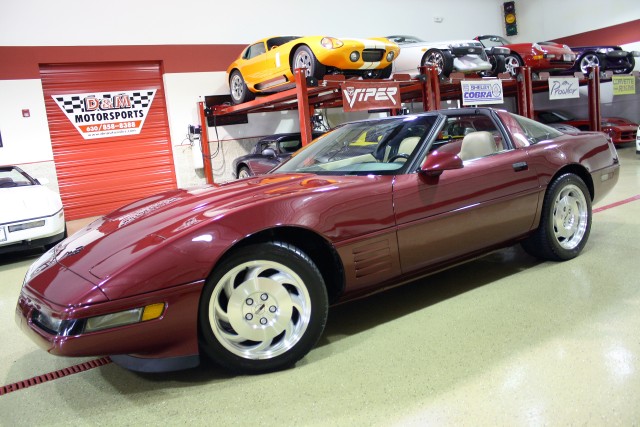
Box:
[388,153,410,162]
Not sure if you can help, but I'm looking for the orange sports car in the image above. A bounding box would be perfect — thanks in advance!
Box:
[227,35,400,104]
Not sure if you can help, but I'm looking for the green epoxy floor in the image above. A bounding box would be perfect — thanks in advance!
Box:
[1,146,639,426]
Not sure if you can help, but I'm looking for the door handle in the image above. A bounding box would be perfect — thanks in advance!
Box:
[512,161,528,171]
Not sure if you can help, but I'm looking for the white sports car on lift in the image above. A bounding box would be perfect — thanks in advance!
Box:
[636,124,640,155]
[0,165,66,254]
[385,35,508,78]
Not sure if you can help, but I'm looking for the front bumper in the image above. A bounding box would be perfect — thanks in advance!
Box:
[315,44,399,71]
[529,54,576,72]
[0,209,65,254]
[603,125,638,145]
[16,278,205,371]
[605,50,635,71]
[453,56,492,73]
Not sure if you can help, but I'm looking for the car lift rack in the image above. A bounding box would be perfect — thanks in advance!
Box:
[198,66,606,184]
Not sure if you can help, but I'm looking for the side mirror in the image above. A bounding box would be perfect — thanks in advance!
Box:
[261,148,277,158]
[419,150,464,177]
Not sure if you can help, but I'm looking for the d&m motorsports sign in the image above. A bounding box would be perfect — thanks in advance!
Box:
[52,90,157,139]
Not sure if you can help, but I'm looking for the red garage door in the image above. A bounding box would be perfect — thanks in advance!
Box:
[41,62,177,220]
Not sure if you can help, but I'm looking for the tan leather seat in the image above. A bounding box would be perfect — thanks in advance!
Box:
[398,136,421,154]
[383,136,421,161]
[458,131,497,161]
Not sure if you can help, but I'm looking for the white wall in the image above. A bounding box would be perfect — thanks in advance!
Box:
[0,0,502,46]
[0,80,53,164]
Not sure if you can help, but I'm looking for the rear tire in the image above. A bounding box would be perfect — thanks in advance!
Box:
[578,52,602,75]
[237,166,252,179]
[229,70,255,105]
[504,54,523,77]
[521,173,591,261]
[199,242,328,374]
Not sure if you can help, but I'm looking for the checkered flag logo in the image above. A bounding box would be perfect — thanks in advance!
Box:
[129,91,155,108]
[54,95,84,114]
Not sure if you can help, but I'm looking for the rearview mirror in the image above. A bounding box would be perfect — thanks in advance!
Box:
[419,150,464,177]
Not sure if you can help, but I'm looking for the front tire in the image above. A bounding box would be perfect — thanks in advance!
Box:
[614,56,635,74]
[422,49,454,77]
[292,46,326,80]
[481,54,506,77]
[521,173,592,261]
[199,242,328,374]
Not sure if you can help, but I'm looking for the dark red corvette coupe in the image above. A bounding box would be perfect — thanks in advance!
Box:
[16,108,619,374]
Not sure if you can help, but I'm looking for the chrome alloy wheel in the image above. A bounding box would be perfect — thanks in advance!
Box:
[425,51,444,74]
[294,51,313,77]
[230,73,245,101]
[237,167,252,179]
[207,260,312,360]
[552,184,589,250]
[504,55,521,76]
[579,53,600,74]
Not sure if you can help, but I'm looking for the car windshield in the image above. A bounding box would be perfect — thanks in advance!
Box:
[386,35,424,45]
[266,36,301,50]
[0,167,37,188]
[478,35,509,48]
[274,115,438,175]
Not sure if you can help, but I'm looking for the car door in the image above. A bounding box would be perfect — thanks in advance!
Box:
[239,42,269,82]
[392,111,541,274]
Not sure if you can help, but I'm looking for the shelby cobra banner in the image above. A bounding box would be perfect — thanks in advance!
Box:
[461,80,503,105]
[341,82,401,112]
[52,90,157,139]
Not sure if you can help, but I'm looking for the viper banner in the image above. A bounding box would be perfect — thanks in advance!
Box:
[341,82,401,112]
[52,90,157,140]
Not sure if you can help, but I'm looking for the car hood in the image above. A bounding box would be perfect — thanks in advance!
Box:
[52,173,354,291]
[398,39,481,49]
[602,117,637,126]
[0,186,62,223]
[507,42,570,54]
